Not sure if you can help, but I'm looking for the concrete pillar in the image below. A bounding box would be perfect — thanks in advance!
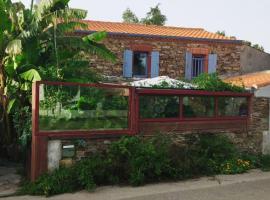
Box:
[263,131,270,155]
[48,140,62,172]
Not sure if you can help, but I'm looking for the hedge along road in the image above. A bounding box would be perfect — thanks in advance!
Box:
[5,169,270,200]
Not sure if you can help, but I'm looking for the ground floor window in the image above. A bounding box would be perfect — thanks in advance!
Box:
[183,96,215,118]
[218,97,248,117]
[139,95,179,118]
[139,94,250,120]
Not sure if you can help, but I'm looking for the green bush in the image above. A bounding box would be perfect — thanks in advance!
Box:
[185,134,239,175]
[20,167,78,196]
[21,134,258,196]
[192,73,245,92]
[259,155,270,171]
[75,154,118,190]
[220,158,252,174]
[108,135,174,185]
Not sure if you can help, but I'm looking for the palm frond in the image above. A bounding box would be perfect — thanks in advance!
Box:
[5,39,22,55]
[82,31,107,43]
[83,40,116,62]
[57,35,116,62]
[44,21,87,35]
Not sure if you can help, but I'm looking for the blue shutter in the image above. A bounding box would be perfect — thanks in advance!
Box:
[185,52,192,80]
[151,51,159,78]
[123,50,133,78]
[208,54,217,74]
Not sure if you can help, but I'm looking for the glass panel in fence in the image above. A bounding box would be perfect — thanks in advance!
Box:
[139,95,179,119]
[218,97,248,117]
[39,84,129,131]
[183,96,214,118]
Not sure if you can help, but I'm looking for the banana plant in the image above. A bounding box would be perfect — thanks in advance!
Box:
[0,0,116,149]
[1,0,115,112]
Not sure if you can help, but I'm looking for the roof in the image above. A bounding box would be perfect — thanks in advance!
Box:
[224,71,270,89]
[78,20,241,43]
[130,76,196,89]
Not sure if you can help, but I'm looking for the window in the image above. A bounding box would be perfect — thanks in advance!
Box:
[123,50,159,78]
[185,52,217,80]
[192,55,205,78]
[39,85,130,131]
[133,52,148,77]
[218,97,248,117]
[183,96,215,118]
[139,95,179,119]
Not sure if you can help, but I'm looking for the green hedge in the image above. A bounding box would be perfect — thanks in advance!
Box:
[20,134,259,196]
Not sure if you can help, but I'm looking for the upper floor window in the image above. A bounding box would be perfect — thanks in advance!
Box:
[185,51,217,80]
[123,49,159,78]
[192,55,205,78]
[133,51,148,77]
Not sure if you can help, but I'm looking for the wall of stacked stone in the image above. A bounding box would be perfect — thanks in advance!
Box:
[57,97,269,162]
[86,36,242,80]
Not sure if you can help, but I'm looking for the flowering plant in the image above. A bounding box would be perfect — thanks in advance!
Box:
[220,158,252,174]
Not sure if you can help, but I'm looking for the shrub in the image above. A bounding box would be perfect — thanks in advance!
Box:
[240,153,260,168]
[21,134,255,196]
[192,73,245,92]
[107,135,174,186]
[259,155,270,171]
[186,134,239,175]
[220,158,252,174]
[20,167,78,196]
[167,144,195,179]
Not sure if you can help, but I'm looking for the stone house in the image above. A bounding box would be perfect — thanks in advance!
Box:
[31,21,270,179]
[76,20,243,80]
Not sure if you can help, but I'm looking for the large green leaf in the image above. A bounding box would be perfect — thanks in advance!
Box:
[20,69,41,82]
[5,39,22,55]
[0,0,12,32]
[7,98,16,114]
[83,31,107,43]
[83,40,116,62]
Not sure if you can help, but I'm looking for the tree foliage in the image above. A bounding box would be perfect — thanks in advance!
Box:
[192,73,245,92]
[141,4,167,26]
[216,30,226,36]
[122,4,167,26]
[122,8,139,24]
[0,0,115,155]
[244,41,264,52]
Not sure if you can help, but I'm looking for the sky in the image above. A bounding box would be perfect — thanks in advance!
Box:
[20,0,270,53]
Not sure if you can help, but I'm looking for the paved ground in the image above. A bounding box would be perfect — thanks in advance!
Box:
[3,169,270,200]
[0,160,21,198]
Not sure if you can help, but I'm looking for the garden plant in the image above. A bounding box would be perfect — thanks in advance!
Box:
[19,133,264,197]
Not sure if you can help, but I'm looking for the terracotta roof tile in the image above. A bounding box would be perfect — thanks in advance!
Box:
[80,20,239,42]
[224,71,270,88]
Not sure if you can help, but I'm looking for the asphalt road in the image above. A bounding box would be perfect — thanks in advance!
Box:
[3,170,270,200]
[127,178,270,200]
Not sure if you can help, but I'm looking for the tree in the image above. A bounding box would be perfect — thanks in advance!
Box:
[122,4,167,26]
[252,44,264,52]
[0,0,115,156]
[244,41,264,52]
[141,4,167,26]
[216,30,226,36]
[122,8,139,23]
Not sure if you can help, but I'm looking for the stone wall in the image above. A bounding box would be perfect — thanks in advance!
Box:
[87,36,242,80]
[49,96,269,166]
